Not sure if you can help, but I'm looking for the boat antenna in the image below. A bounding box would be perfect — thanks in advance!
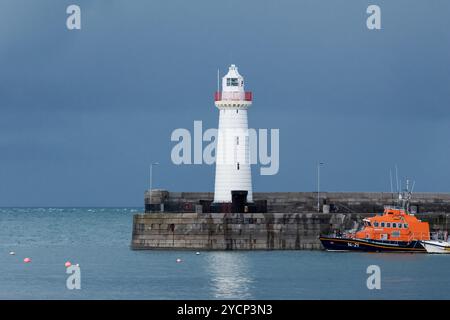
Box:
[389,169,394,202]
[395,165,399,194]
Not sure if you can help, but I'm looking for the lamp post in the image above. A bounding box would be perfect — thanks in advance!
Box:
[150,162,159,193]
[317,162,324,213]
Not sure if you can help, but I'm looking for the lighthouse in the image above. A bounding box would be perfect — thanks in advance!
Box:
[213,64,253,204]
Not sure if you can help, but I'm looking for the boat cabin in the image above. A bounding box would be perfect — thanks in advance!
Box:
[353,206,430,242]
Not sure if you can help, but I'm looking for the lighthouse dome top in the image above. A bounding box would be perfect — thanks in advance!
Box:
[222,64,245,92]
[215,64,252,108]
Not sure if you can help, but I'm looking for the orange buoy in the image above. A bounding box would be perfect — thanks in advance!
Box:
[23,257,31,263]
[65,261,72,268]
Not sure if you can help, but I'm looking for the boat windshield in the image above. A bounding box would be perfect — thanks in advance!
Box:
[363,220,372,227]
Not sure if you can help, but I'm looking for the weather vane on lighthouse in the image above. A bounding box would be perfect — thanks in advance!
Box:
[213,64,254,210]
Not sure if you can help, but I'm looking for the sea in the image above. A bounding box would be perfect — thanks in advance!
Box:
[0,207,449,300]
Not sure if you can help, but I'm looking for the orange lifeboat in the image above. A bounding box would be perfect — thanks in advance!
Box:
[320,187,430,252]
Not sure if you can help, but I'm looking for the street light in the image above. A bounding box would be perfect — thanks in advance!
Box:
[150,162,159,192]
[317,162,324,213]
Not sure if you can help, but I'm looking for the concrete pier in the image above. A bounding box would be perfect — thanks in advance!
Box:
[131,211,450,250]
[132,191,450,250]
[144,191,450,214]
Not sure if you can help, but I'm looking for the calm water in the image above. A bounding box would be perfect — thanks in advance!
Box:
[0,207,449,300]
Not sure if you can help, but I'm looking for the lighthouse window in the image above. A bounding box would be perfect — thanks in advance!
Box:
[236,137,239,145]
[386,223,391,228]
[392,223,397,228]
[381,222,385,227]
[237,162,240,170]
[374,222,379,227]
[227,78,239,86]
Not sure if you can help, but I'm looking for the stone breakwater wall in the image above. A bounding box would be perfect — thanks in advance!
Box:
[145,191,450,214]
[131,212,450,250]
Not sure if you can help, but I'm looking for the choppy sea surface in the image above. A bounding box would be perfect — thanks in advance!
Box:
[0,207,449,300]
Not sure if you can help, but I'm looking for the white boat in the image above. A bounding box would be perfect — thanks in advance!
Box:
[421,240,450,254]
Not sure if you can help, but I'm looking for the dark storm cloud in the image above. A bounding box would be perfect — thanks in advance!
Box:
[0,0,449,206]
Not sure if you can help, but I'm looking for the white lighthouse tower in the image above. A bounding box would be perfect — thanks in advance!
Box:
[213,64,253,203]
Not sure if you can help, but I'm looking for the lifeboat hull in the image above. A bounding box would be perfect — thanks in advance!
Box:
[319,236,426,253]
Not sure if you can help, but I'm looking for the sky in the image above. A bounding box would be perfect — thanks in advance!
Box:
[0,0,449,206]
